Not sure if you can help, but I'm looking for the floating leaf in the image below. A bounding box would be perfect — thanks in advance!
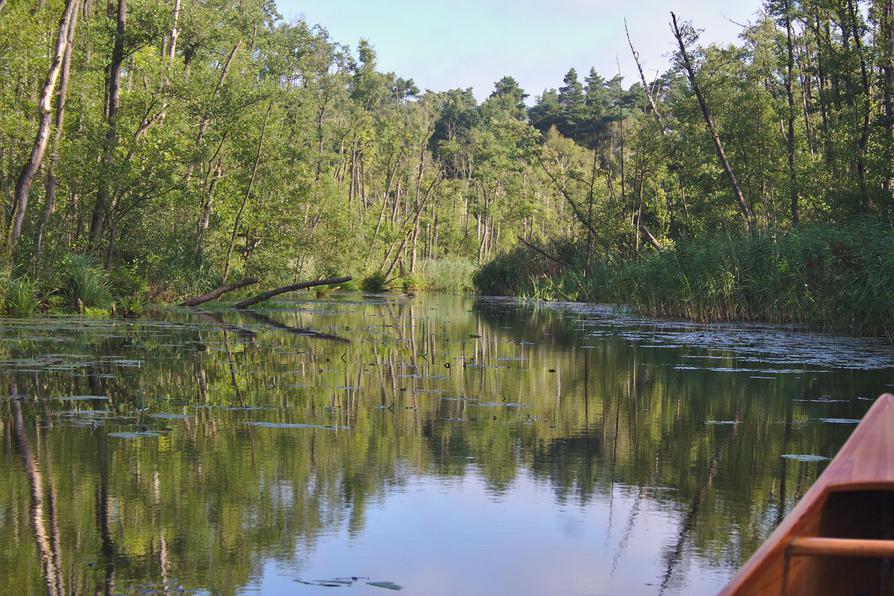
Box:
[244,421,349,431]
[782,454,830,462]
[476,401,525,408]
[367,581,402,591]
[108,431,160,439]
[56,395,110,401]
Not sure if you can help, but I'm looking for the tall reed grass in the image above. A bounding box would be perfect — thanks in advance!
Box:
[475,222,894,338]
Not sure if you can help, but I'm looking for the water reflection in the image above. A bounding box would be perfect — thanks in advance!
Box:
[0,295,891,594]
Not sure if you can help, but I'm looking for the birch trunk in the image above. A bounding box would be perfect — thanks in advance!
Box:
[34,0,80,265]
[11,0,79,261]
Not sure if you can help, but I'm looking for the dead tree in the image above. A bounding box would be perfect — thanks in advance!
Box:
[180,278,258,306]
[234,276,352,309]
[671,12,754,229]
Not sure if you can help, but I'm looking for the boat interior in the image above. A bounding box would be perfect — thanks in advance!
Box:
[782,489,894,595]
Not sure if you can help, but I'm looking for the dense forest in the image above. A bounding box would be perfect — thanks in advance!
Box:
[1,0,893,334]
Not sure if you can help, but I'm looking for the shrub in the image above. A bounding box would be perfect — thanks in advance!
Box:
[361,272,388,293]
[109,266,148,313]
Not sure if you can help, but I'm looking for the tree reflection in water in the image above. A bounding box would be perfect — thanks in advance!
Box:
[0,295,888,594]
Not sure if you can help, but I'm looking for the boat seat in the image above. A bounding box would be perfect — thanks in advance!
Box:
[788,537,894,558]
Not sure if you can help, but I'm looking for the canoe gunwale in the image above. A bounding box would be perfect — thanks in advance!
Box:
[719,393,894,596]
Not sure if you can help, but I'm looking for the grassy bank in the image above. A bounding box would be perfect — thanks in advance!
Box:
[475,222,894,339]
[0,254,149,316]
[0,252,478,317]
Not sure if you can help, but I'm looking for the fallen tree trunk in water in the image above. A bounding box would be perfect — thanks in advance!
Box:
[234,276,352,309]
[181,278,258,306]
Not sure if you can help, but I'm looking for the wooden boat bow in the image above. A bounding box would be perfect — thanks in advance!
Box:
[720,393,894,596]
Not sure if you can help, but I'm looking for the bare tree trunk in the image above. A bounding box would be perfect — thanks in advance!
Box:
[34,0,80,267]
[794,31,816,155]
[196,134,226,252]
[314,96,329,181]
[846,0,872,211]
[784,1,799,225]
[811,12,832,165]
[234,276,352,309]
[181,277,258,306]
[198,158,222,243]
[671,12,754,229]
[168,0,181,64]
[626,19,664,130]
[887,0,894,198]
[196,41,240,148]
[383,170,444,279]
[585,150,597,271]
[11,0,79,263]
[89,0,126,246]
[222,102,271,282]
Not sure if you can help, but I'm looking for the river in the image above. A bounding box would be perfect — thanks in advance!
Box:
[1,294,892,595]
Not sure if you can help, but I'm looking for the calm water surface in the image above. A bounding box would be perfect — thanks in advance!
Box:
[2,294,893,595]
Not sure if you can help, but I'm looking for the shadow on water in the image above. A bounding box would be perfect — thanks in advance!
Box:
[0,294,891,594]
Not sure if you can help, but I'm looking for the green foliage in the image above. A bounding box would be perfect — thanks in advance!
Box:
[337,279,360,292]
[609,223,894,336]
[0,277,41,316]
[474,239,582,297]
[400,273,422,294]
[59,255,112,309]
[361,272,389,293]
[110,267,149,303]
[1,0,893,339]
[417,257,477,292]
[480,223,894,337]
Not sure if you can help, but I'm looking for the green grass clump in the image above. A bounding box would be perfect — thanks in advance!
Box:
[60,255,112,309]
[1,277,41,316]
[474,221,894,338]
[612,222,894,335]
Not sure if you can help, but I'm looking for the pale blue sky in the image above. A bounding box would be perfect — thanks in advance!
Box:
[275,0,765,101]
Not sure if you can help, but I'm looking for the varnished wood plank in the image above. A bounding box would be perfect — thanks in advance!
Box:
[789,537,894,558]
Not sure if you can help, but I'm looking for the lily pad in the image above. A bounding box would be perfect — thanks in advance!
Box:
[367,581,402,591]
[476,401,525,408]
[150,413,191,420]
[782,454,830,462]
[56,395,110,401]
[108,431,160,439]
[243,421,349,431]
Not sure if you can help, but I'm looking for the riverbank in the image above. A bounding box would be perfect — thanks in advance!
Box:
[5,223,893,343]
[474,222,894,341]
